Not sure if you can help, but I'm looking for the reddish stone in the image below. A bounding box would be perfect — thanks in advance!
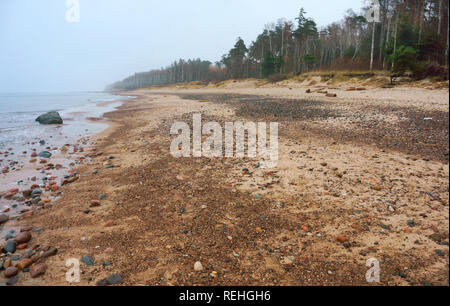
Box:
[17,243,28,250]
[104,220,115,227]
[371,185,382,191]
[30,263,47,278]
[336,236,348,243]
[4,267,18,278]
[14,231,32,244]
[90,200,101,207]
[17,258,33,270]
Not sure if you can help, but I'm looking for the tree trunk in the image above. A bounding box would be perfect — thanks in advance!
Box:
[438,0,442,36]
[370,22,376,71]
[391,12,399,72]
[383,16,391,70]
[418,0,425,44]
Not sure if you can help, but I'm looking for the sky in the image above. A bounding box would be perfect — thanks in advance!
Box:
[0,0,364,93]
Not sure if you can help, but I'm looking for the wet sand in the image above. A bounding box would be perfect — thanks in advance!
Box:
[1,83,448,286]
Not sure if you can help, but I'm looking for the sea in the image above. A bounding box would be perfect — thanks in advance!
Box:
[0,92,123,150]
[0,92,131,235]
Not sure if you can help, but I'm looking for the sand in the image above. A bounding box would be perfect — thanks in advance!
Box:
[2,81,448,286]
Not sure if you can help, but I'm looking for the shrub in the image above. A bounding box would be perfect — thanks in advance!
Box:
[268,73,289,83]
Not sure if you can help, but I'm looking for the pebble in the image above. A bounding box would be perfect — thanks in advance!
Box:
[336,236,348,244]
[41,248,58,258]
[2,241,17,254]
[6,276,19,286]
[17,258,33,270]
[105,274,123,285]
[280,256,294,265]
[90,200,101,207]
[81,255,95,266]
[14,232,32,244]
[194,261,204,272]
[4,266,18,278]
[30,263,47,278]
[104,220,115,227]
[0,214,9,224]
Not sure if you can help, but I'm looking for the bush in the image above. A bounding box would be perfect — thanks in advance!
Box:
[389,45,419,75]
[268,73,289,83]
[413,61,448,80]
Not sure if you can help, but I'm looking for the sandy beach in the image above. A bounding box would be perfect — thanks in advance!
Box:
[1,81,448,286]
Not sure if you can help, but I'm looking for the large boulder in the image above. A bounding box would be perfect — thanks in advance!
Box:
[35,111,63,125]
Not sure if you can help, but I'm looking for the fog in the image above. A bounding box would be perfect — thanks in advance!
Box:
[0,0,363,93]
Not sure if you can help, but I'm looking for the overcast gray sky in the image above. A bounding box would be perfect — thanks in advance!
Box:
[0,0,364,93]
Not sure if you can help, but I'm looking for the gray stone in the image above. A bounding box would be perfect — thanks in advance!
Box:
[38,151,52,159]
[105,274,123,285]
[2,240,17,254]
[81,255,94,266]
[35,111,63,125]
[0,214,9,224]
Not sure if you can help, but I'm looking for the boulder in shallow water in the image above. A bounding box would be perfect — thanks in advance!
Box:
[38,151,52,159]
[35,111,63,125]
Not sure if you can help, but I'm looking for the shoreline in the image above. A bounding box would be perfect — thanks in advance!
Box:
[1,84,448,286]
[0,96,126,243]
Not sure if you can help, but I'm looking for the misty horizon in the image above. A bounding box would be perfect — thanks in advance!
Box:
[0,0,364,93]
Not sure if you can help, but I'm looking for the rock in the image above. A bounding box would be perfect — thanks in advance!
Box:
[6,275,19,286]
[371,185,382,191]
[0,214,8,224]
[81,255,94,266]
[105,274,123,285]
[90,200,101,207]
[35,111,63,125]
[16,243,28,250]
[38,151,52,159]
[41,247,58,258]
[2,258,11,269]
[98,194,106,200]
[17,258,33,271]
[22,190,32,198]
[30,263,47,278]
[4,267,18,278]
[407,220,415,227]
[194,261,204,272]
[31,189,42,198]
[326,93,337,97]
[2,241,17,254]
[429,233,442,243]
[104,220,115,227]
[336,236,348,243]
[280,256,294,266]
[14,232,31,244]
